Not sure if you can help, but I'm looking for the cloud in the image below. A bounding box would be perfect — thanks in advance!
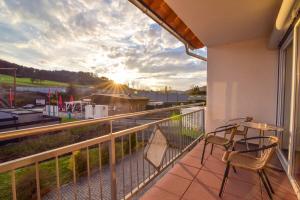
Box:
[0,0,207,90]
[0,23,28,43]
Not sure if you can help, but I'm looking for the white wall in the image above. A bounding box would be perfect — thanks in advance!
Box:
[206,38,278,136]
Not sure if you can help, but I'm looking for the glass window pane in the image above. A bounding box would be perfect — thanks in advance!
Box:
[294,102,300,184]
[282,42,293,160]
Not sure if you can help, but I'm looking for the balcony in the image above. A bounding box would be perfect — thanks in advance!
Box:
[0,104,204,200]
[141,142,297,200]
[0,104,297,200]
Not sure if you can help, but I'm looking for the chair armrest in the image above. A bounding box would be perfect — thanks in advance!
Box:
[223,136,278,162]
[235,143,277,154]
[226,117,246,124]
[205,125,238,137]
[237,136,272,142]
[231,136,278,154]
[215,124,237,131]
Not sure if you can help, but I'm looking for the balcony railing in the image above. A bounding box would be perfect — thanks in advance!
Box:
[0,104,205,200]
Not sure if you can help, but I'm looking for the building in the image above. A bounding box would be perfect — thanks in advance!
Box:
[85,93,149,115]
[0,109,60,132]
[136,90,189,102]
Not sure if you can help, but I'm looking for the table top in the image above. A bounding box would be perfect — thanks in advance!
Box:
[241,122,284,132]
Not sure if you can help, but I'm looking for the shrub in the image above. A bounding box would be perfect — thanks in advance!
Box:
[68,150,87,177]
[68,146,110,177]
[15,166,51,200]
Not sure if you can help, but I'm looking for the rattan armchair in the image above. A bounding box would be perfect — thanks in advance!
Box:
[223,117,253,149]
[219,136,279,199]
[201,124,238,164]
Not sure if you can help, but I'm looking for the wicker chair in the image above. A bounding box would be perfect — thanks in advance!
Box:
[201,124,239,164]
[223,117,253,149]
[219,136,279,199]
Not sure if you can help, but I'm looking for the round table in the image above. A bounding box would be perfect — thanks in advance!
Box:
[241,121,283,148]
[240,122,284,133]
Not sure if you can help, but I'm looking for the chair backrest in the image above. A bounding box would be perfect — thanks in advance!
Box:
[224,117,253,135]
[239,116,253,134]
[257,136,279,169]
[227,125,239,142]
[226,117,253,125]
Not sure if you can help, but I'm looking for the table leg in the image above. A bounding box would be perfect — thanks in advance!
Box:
[258,130,264,157]
[258,130,262,148]
[266,164,284,172]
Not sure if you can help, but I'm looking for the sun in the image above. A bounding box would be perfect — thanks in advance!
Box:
[110,68,138,85]
[111,70,127,84]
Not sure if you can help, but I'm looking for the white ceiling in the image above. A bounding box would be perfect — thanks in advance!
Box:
[165,0,282,47]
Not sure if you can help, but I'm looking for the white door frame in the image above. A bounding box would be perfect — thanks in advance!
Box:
[277,32,292,172]
[278,18,300,198]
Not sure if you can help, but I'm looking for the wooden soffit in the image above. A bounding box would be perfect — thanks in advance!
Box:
[138,0,204,49]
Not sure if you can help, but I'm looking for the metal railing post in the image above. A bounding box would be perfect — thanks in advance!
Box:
[201,108,205,133]
[180,114,183,152]
[109,120,117,200]
[203,108,206,132]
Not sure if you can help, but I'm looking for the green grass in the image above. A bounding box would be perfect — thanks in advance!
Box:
[0,155,73,200]
[61,117,78,123]
[181,127,204,139]
[0,136,138,200]
[0,74,69,87]
[0,148,102,200]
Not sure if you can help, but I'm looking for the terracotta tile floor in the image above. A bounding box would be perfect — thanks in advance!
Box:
[141,141,297,200]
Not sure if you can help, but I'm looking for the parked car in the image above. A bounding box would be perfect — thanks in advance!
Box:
[23,104,35,109]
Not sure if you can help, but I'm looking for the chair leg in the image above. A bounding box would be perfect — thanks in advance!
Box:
[262,169,274,194]
[219,162,231,197]
[232,166,237,174]
[258,170,273,200]
[210,144,214,155]
[244,135,249,150]
[201,141,207,164]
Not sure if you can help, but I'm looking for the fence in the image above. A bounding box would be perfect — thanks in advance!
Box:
[0,104,205,200]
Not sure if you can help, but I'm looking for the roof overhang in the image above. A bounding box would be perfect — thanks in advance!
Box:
[164,0,282,47]
[129,0,204,49]
[130,0,287,59]
[269,0,299,48]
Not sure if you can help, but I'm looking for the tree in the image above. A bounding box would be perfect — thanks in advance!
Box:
[30,77,36,83]
[67,83,77,97]
[189,85,204,95]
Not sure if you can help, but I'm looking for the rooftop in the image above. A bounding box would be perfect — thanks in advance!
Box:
[0,109,42,115]
[89,93,149,100]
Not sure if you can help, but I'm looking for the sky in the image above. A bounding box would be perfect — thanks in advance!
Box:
[0,0,207,91]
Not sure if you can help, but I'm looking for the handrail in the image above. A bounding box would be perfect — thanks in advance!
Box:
[0,103,204,142]
[0,134,111,173]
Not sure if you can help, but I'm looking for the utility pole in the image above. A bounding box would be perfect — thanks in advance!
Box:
[13,69,16,107]
[165,86,168,102]
[0,68,17,107]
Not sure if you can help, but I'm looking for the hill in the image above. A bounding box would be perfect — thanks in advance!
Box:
[0,74,69,87]
[0,59,110,86]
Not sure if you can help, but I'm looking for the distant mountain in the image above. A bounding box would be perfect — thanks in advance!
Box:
[135,90,189,102]
[0,59,110,86]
